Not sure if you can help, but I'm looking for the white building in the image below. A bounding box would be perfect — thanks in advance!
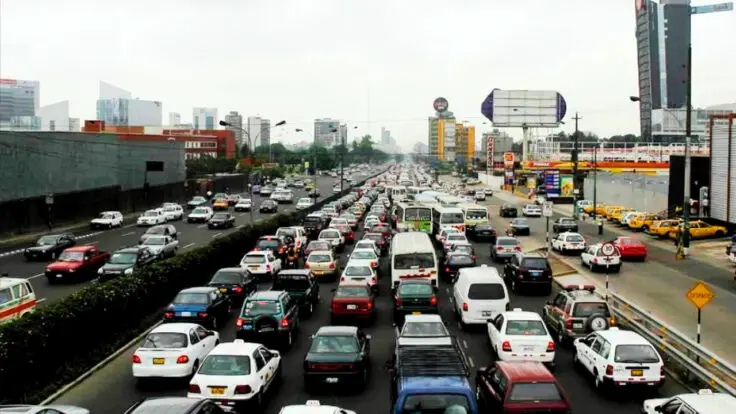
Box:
[38,100,79,131]
[653,104,736,139]
[168,112,181,126]
[193,108,218,130]
[99,81,132,99]
[225,111,244,146]
[314,118,341,147]
[97,98,162,127]
[247,116,271,148]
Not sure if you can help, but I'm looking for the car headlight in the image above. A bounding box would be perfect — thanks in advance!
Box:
[124,268,134,274]
[97,268,104,274]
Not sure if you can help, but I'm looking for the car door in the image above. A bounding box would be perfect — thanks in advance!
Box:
[486,368,507,412]
[252,349,270,391]
[577,334,597,373]
[547,293,568,330]
[587,336,605,375]
[581,246,593,265]
[488,314,504,349]
[194,325,217,354]
[243,271,257,295]
[268,253,280,272]
[189,327,208,360]
[258,347,278,389]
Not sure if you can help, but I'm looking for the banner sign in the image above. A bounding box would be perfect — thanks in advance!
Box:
[544,169,561,198]
[503,152,515,167]
[486,136,495,166]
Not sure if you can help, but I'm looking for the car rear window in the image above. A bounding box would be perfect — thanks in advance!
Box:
[335,286,369,297]
[614,344,660,363]
[320,231,340,238]
[621,238,643,246]
[256,240,280,249]
[505,320,547,336]
[141,332,188,349]
[521,258,549,269]
[394,253,435,269]
[198,355,251,376]
[467,283,506,300]
[398,283,433,296]
[308,254,332,263]
[448,255,474,265]
[508,382,563,402]
[243,255,266,264]
[497,238,519,246]
[345,266,372,277]
[402,394,471,412]
[573,302,611,318]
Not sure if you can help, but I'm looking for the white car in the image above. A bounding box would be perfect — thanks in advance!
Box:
[551,232,587,254]
[240,251,281,280]
[474,190,486,201]
[279,400,357,414]
[140,235,179,258]
[271,190,294,204]
[522,204,542,217]
[295,198,313,210]
[436,227,461,243]
[162,204,184,221]
[354,240,380,256]
[332,185,341,193]
[90,211,124,229]
[573,327,665,392]
[318,228,344,250]
[137,209,167,226]
[397,314,453,347]
[187,206,214,223]
[188,340,281,408]
[581,243,622,272]
[275,226,308,252]
[487,308,555,368]
[328,218,349,229]
[363,217,380,229]
[642,389,736,414]
[339,264,377,292]
[347,248,380,274]
[442,233,468,252]
[234,198,252,212]
[132,323,219,382]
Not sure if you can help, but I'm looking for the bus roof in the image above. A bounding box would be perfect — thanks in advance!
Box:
[459,203,487,211]
[433,206,464,214]
[396,202,432,209]
[391,232,435,255]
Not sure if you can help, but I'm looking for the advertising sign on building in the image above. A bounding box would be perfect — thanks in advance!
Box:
[503,152,515,167]
[544,169,561,198]
[486,135,495,166]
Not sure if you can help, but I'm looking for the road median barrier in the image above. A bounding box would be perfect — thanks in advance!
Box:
[0,169,387,404]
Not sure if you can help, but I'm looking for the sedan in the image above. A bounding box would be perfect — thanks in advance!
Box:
[208,212,236,229]
[207,267,257,302]
[613,236,648,261]
[499,204,518,218]
[509,218,530,236]
[259,200,278,213]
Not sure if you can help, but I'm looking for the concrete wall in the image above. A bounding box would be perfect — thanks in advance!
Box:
[477,172,504,189]
[583,171,669,213]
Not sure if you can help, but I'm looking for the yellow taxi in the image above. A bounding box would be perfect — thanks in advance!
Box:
[610,208,636,224]
[212,198,229,211]
[628,213,663,231]
[305,182,315,191]
[646,219,682,238]
[668,220,728,240]
[602,206,625,219]
[305,250,340,281]
[583,202,605,215]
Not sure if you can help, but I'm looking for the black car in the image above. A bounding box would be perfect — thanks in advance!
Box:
[255,235,289,257]
[207,267,257,302]
[469,223,497,242]
[503,252,553,294]
[208,212,236,229]
[553,217,579,233]
[509,218,531,236]
[499,204,518,218]
[236,290,299,349]
[302,214,327,239]
[392,279,438,325]
[308,188,321,198]
[303,326,371,391]
[271,269,319,317]
[449,242,476,259]
[98,246,157,282]
[163,286,231,329]
[260,199,278,213]
[124,397,226,414]
[441,252,476,282]
[24,233,76,261]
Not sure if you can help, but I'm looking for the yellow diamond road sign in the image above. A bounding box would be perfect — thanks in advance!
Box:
[686,281,715,310]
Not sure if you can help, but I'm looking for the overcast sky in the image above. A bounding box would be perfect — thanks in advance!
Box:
[1,0,734,150]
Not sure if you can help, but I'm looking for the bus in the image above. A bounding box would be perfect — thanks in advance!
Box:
[387,186,408,202]
[390,232,438,289]
[432,206,466,235]
[407,186,430,197]
[414,194,440,209]
[394,202,433,233]
[437,195,462,207]
[459,203,489,229]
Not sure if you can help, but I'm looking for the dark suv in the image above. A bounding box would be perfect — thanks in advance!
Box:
[552,217,579,233]
[302,214,327,239]
[98,246,157,282]
[503,252,552,294]
[542,277,613,345]
[236,290,299,349]
[271,269,319,317]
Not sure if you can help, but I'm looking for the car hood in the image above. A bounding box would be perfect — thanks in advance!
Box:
[27,245,54,252]
[188,213,209,217]
[47,261,83,270]
[101,263,134,271]
[144,245,165,253]
[305,352,361,363]
[512,224,529,229]
[91,218,114,223]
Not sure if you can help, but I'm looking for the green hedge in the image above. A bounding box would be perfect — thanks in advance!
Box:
[0,170,385,404]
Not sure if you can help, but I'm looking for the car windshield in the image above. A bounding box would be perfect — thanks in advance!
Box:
[141,332,188,349]
[394,253,435,269]
[565,234,585,242]
[238,199,251,204]
[308,254,332,263]
[272,277,310,291]
[522,258,549,269]
[37,235,60,245]
[402,394,471,413]
[309,335,359,353]
[351,251,376,260]
[298,198,311,204]
[320,231,340,239]
[144,237,166,246]
[306,242,330,251]
[109,252,137,264]
[243,300,281,315]
[614,344,660,363]
[447,235,466,241]
[621,238,644,246]
[211,270,242,284]
[440,212,465,224]
[146,226,167,235]
[560,219,575,224]
[402,321,448,337]
[356,242,374,250]
[212,213,229,219]
[214,198,227,203]
[508,383,563,402]
[335,286,369,297]
[276,229,296,238]
[466,210,487,220]
[198,355,251,376]
[58,251,84,261]
[144,211,159,217]
[448,254,474,265]
[468,283,506,300]
[398,283,433,296]
[505,320,548,335]
[192,208,209,214]
[192,197,206,202]
[345,266,371,276]
[164,206,178,212]
[573,302,611,318]
[99,213,116,219]
[256,240,280,249]
[262,200,276,205]
[173,292,209,305]
[243,255,266,264]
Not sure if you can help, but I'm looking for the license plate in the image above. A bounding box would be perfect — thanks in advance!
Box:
[522,346,535,352]
[181,312,192,317]
[315,271,324,275]
[325,377,339,383]
[210,387,226,395]
[482,311,492,317]
[56,274,62,278]
[573,322,583,329]
[259,327,274,332]
[249,266,259,270]
[631,369,643,377]
[531,271,541,276]
[243,324,252,330]
[153,358,165,365]
[412,312,422,315]
[219,288,228,293]
[347,305,357,310]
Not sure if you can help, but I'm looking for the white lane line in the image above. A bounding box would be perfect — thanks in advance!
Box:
[445,287,450,294]
[121,231,136,237]
[28,273,44,280]
[457,322,462,330]
[212,233,222,239]
[182,243,196,249]
[238,225,245,229]
[468,357,475,368]
[462,340,469,349]
[38,298,46,304]
[84,241,99,245]
[197,224,207,229]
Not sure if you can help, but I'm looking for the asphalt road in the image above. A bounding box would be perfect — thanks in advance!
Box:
[0,176,342,308]
[52,195,686,414]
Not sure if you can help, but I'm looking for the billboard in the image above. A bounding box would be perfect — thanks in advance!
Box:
[544,169,561,198]
[433,97,449,113]
[481,89,567,128]
[486,135,495,166]
[503,152,515,167]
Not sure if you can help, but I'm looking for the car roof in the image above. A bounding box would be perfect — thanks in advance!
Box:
[351,248,377,254]
[678,392,736,411]
[210,339,261,356]
[128,397,206,413]
[249,290,284,300]
[277,269,311,277]
[116,247,141,253]
[150,322,201,334]
[180,287,216,294]
[404,314,443,323]
[497,361,556,382]
[316,326,358,336]
[520,252,547,259]
[503,309,543,320]
[308,250,333,256]
[215,267,243,273]
[597,328,650,345]
[63,246,96,253]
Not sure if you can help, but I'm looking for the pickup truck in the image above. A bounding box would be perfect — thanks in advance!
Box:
[387,344,478,414]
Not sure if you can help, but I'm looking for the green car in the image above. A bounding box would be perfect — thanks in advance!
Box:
[236,290,300,349]
[271,269,319,317]
[392,279,438,325]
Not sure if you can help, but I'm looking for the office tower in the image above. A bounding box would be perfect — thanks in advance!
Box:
[193,108,218,130]
[313,118,341,147]
[224,111,244,146]
[0,78,40,123]
[169,112,181,126]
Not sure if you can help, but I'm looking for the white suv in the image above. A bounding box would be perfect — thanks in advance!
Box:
[581,243,622,272]
[90,211,124,229]
[487,308,555,369]
[240,251,281,280]
[551,232,587,255]
[452,265,510,329]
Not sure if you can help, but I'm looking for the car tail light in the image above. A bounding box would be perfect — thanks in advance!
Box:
[514,246,522,251]
[281,318,289,328]
[505,302,511,311]
[266,264,272,271]
[430,296,437,305]
[471,254,477,259]
[132,354,141,364]
[497,246,504,251]
[610,317,616,326]
[502,341,512,352]
[164,312,174,319]
[234,385,252,394]
[305,262,310,268]
[253,248,259,251]
[546,341,555,352]
[329,262,336,269]
[371,261,377,267]
[233,287,242,293]
[462,302,468,312]
[188,384,201,393]
[445,267,450,272]
[236,318,244,327]
[395,298,402,306]
[660,365,665,376]
[370,278,377,285]
[198,312,208,318]
[366,301,373,309]
[605,364,614,376]
[340,277,346,282]
[565,318,573,329]
[176,355,189,364]
[348,233,354,239]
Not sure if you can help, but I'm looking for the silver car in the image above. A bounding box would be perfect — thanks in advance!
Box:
[139,235,179,258]
[491,236,521,262]
[0,405,90,414]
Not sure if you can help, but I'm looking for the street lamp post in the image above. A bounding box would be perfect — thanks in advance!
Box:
[329,125,358,193]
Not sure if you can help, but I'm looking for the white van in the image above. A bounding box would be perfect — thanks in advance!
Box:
[452,265,510,329]
[0,277,37,324]
[390,232,438,290]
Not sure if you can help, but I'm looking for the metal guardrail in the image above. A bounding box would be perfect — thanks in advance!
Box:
[608,291,736,396]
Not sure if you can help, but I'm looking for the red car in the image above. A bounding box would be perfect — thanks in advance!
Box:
[475,361,571,413]
[335,224,355,244]
[369,224,392,242]
[44,245,111,283]
[330,284,376,325]
[613,236,648,260]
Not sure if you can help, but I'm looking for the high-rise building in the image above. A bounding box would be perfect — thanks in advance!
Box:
[260,119,271,148]
[0,78,40,123]
[428,109,456,162]
[313,118,341,147]
[169,112,181,126]
[245,116,270,148]
[339,124,348,146]
[224,111,244,146]
[97,98,163,127]
[193,108,217,130]
[99,81,132,100]
[455,123,476,168]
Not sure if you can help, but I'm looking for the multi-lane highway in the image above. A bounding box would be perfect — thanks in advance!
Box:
[0,177,339,308]
[51,192,686,413]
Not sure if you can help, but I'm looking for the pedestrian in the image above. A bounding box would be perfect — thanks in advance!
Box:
[702,198,709,217]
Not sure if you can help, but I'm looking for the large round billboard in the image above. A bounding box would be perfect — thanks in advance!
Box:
[433,97,449,113]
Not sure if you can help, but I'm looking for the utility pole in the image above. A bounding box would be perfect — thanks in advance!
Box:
[592,144,598,219]
[340,145,345,193]
[682,43,693,255]
[571,112,582,219]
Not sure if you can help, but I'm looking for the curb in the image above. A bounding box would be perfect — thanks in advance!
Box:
[41,320,162,405]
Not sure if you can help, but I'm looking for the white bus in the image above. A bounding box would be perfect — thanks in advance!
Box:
[432,206,466,234]
[394,202,433,233]
[390,232,438,289]
[388,186,408,202]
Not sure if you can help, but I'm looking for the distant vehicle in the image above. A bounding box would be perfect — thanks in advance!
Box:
[24,233,76,261]
[45,245,110,283]
[90,211,124,229]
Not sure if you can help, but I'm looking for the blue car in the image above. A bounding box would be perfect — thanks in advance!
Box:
[163,287,231,329]
[252,184,262,194]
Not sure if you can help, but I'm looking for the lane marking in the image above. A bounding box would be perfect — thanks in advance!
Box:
[38,298,46,304]
[212,233,222,239]
[462,340,468,349]
[182,243,195,249]
[28,273,44,280]
[121,231,136,237]
[468,357,475,367]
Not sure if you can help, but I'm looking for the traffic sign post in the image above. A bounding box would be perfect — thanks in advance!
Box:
[600,242,617,299]
[686,281,715,345]
[543,202,553,253]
